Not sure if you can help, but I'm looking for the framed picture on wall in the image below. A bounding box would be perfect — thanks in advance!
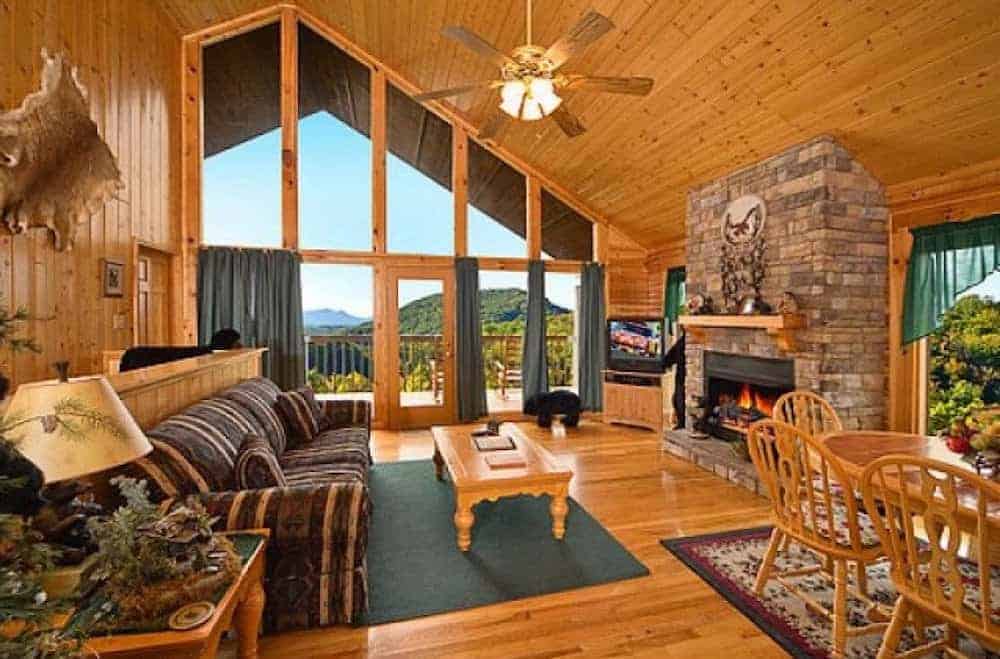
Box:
[102,259,125,297]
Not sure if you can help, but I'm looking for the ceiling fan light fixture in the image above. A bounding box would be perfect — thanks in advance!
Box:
[537,91,562,115]
[521,98,544,121]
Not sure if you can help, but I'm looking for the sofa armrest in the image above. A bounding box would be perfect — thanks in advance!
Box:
[319,399,371,432]
[172,482,369,554]
[168,482,370,628]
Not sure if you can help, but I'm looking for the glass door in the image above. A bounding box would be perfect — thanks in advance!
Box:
[387,266,455,429]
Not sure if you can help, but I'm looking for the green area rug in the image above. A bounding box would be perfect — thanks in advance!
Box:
[362,460,649,624]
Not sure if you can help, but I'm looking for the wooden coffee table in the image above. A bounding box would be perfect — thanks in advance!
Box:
[431,424,574,551]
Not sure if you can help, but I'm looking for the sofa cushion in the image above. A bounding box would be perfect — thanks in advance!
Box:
[280,428,371,487]
[219,378,288,455]
[275,387,322,445]
[235,434,288,489]
[142,399,252,493]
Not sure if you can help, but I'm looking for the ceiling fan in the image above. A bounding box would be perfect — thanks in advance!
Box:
[414,0,654,140]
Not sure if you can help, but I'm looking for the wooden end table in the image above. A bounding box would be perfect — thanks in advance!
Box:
[80,529,269,659]
[431,424,574,551]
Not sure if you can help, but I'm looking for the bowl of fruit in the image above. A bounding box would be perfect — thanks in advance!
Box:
[970,419,1000,478]
[944,418,978,454]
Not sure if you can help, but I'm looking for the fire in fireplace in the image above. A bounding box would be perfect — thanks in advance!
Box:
[700,351,795,442]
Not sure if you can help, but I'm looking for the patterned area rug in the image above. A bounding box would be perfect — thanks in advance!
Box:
[662,526,996,659]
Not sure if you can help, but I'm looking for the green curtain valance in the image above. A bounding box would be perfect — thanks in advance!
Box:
[902,213,1000,345]
[664,267,686,334]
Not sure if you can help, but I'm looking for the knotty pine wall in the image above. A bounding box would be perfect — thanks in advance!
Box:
[1,0,182,390]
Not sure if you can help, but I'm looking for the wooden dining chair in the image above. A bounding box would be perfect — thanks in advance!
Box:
[773,390,843,436]
[861,456,1000,658]
[747,419,888,658]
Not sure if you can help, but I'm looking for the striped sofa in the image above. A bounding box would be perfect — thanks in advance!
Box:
[115,377,371,632]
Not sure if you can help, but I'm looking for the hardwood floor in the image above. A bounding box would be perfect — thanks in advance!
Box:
[231,420,780,658]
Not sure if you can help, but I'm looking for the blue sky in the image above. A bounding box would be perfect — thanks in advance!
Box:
[204,112,578,319]
[962,270,1000,300]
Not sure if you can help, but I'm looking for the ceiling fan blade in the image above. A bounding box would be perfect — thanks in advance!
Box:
[563,75,654,96]
[544,11,614,69]
[478,111,509,141]
[551,105,586,138]
[413,82,496,102]
[442,26,515,68]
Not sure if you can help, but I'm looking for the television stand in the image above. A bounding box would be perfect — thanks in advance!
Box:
[602,369,668,432]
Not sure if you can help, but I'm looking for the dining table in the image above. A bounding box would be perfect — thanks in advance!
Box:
[821,430,1000,562]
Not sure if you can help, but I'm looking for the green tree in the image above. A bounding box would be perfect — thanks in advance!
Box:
[928,293,1000,432]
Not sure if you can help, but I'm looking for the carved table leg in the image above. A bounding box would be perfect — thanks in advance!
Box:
[433,444,445,481]
[235,579,266,659]
[454,498,475,551]
[550,493,568,540]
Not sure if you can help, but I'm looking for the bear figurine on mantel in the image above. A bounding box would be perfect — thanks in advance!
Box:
[0,50,122,251]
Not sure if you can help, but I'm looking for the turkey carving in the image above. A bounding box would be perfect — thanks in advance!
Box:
[0,50,122,251]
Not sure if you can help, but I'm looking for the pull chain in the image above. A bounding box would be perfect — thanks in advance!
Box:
[526,0,533,45]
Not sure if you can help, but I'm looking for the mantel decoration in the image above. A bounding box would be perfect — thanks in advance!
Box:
[0,50,123,252]
[720,194,767,313]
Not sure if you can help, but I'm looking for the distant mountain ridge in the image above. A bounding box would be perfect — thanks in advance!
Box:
[342,288,569,335]
[304,308,369,329]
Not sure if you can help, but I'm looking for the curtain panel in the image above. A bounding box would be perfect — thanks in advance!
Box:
[521,260,549,407]
[579,263,607,411]
[903,213,1000,344]
[664,267,686,335]
[455,258,488,421]
[198,247,306,389]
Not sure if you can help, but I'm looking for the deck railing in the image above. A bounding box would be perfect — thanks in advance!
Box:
[305,334,574,393]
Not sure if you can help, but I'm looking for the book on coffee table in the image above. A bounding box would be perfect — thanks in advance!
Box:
[473,434,516,452]
[484,452,527,469]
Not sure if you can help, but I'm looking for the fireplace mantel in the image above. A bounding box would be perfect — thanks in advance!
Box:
[678,313,806,351]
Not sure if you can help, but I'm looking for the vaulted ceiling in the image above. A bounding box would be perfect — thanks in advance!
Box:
[158,0,1000,250]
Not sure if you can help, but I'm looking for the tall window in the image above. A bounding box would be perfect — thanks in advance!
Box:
[542,190,592,261]
[927,271,1000,434]
[480,270,529,413]
[202,23,282,248]
[387,84,453,255]
[468,141,528,257]
[301,264,375,409]
[546,272,581,393]
[298,24,372,251]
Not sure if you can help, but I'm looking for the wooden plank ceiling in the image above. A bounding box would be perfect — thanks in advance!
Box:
[160,0,1000,250]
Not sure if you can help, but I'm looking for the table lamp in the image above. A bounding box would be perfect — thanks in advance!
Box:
[3,368,151,484]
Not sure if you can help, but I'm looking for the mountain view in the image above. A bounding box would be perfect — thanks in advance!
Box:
[304,288,570,335]
[303,308,369,330]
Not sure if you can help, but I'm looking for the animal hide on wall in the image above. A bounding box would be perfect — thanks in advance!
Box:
[0,50,122,251]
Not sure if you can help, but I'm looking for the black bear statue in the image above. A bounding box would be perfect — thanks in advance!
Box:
[523,390,582,428]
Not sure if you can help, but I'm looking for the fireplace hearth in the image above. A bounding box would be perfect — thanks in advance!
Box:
[700,351,794,441]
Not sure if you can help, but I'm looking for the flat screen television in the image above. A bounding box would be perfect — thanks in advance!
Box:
[607,318,666,373]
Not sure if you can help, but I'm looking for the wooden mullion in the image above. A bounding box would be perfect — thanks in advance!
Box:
[372,68,387,253]
[180,37,202,344]
[593,223,608,263]
[453,125,468,257]
[527,176,542,260]
[280,8,298,250]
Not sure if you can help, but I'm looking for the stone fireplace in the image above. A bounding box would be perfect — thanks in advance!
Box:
[701,351,794,441]
[665,136,889,494]
[684,135,889,431]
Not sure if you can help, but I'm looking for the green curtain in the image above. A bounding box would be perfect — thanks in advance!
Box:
[664,267,686,335]
[455,258,487,421]
[198,247,305,389]
[579,263,606,411]
[903,213,1000,344]
[521,260,548,408]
